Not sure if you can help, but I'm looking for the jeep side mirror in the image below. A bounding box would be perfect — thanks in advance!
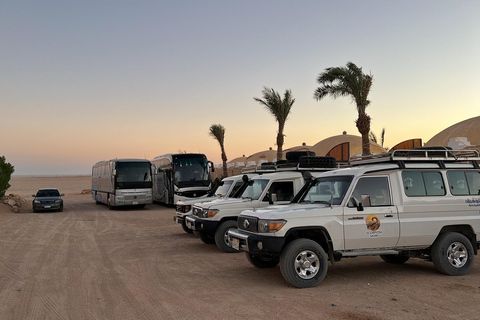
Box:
[361,194,371,208]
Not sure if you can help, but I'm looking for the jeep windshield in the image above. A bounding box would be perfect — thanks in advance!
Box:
[301,176,353,205]
[241,179,269,200]
[215,180,233,197]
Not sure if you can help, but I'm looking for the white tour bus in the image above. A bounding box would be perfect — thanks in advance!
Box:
[151,153,214,205]
[92,159,153,209]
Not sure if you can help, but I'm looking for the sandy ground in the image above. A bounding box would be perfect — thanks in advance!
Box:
[1,176,480,320]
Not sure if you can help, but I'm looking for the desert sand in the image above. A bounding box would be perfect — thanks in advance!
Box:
[0,176,479,319]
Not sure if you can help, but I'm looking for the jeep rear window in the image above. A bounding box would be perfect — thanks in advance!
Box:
[402,171,445,196]
[447,171,480,195]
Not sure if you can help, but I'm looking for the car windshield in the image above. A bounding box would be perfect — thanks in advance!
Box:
[241,179,269,200]
[215,180,233,196]
[301,176,353,205]
[37,190,60,197]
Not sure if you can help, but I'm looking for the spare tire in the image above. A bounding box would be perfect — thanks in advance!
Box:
[285,151,316,162]
[299,156,337,168]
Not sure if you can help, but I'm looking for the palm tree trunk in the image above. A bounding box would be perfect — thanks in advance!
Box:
[356,112,371,155]
[221,145,228,178]
[276,123,285,161]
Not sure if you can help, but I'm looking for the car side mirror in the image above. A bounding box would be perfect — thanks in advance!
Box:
[32,195,35,197]
[61,194,65,197]
[361,194,371,208]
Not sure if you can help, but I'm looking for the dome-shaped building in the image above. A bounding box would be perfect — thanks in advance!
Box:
[425,116,480,150]
[310,133,387,159]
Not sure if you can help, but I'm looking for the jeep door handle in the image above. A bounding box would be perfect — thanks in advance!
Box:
[348,217,363,220]
[384,214,393,218]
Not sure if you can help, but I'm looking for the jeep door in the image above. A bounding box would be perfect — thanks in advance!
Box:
[344,176,400,250]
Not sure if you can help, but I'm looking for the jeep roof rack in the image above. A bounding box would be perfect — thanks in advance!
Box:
[349,148,480,168]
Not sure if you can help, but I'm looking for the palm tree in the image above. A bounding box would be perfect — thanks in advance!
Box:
[254,87,295,161]
[209,124,228,178]
[314,62,374,155]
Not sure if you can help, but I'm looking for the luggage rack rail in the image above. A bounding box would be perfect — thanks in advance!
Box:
[350,149,480,166]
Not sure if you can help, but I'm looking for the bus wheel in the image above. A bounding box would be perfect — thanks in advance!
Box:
[198,231,215,244]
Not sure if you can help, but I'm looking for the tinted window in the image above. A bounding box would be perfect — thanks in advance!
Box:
[265,181,294,202]
[402,171,445,197]
[447,171,480,195]
[402,172,426,196]
[351,177,391,206]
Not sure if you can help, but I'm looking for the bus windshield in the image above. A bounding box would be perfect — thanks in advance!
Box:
[173,157,210,187]
[115,162,152,189]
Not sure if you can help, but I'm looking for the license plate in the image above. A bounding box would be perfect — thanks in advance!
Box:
[44,205,51,208]
[231,237,240,251]
[133,201,138,205]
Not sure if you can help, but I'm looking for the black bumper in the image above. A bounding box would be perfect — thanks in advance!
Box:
[185,216,219,232]
[228,229,285,255]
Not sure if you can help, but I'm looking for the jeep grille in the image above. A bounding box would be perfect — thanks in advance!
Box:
[238,216,258,232]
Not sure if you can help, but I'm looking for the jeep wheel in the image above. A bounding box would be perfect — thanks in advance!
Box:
[280,239,328,288]
[431,232,474,276]
[198,231,216,244]
[380,254,410,264]
[215,220,239,253]
[181,219,193,234]
[246,253,280,268]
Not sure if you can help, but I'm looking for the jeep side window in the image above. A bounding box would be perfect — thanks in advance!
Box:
[403,171,445,196]
[263,181,294,202]
[350,177,391,207]
[402,172,425,196]
[447,171,480,195]
[423,172,445,196]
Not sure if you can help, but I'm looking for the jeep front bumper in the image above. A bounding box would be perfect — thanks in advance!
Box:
[227,229,285,255]
[185,216,219,232]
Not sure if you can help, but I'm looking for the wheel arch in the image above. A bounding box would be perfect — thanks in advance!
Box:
[436,225,477,254]
[284,227,336,263]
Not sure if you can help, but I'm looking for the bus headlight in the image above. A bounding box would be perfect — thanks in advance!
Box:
[258,219,286,233]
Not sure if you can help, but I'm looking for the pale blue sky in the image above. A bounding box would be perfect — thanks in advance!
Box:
[1,1,479,175]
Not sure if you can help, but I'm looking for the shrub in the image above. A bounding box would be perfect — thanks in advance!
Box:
[0,156,15,197]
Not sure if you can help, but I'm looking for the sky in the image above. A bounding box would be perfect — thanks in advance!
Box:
[1,0,479,176]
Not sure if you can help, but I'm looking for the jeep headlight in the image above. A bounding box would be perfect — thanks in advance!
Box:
[177,205,191,213]
[55,200,61,203]
[258,219,286,233]
[202,208,219,218]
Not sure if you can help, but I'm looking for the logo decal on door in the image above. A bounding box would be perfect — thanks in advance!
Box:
[366,215,381,231]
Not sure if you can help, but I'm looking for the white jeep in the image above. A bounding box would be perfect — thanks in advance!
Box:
[228,149,480,288]
[174,174,253,233]
[185,156,337,252]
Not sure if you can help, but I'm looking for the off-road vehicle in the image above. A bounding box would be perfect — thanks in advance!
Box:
[228,148,480,287]
[186,154,337,253]
[174,174,254,233]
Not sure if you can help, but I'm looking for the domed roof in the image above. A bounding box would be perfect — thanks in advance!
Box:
[310,134,387,157]
[245,148,278,164]
[425,116,480,149]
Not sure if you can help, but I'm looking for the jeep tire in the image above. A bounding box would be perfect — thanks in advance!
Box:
[431,232,474,276]
[246,253,280,268]
[198,231,216,245]
[215,220,239,253]
[181,219,193,234]
[280,239,328,288]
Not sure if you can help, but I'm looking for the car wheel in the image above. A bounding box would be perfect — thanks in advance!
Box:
[198,231,215,244]
[431,232,474,276]
[214,220,239,253]
[246,253,280,268]
[59,206,63,212]
[181,219,193,234]
[380,254,410,264]
[280,239,328,288]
